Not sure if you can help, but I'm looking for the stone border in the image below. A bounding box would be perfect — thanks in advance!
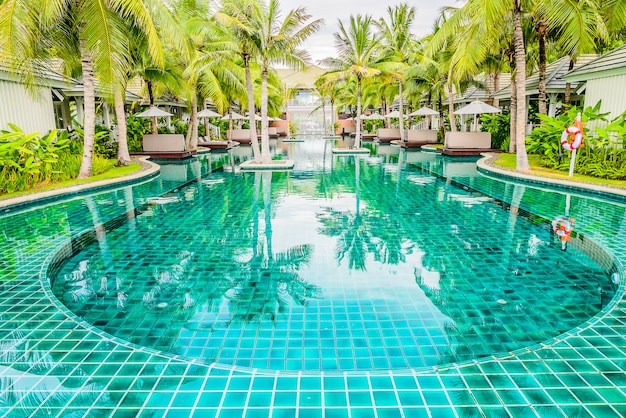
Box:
[478,152,626,198]
[239,159,295,171]
[332,148,371,155]
[0,157,160,210]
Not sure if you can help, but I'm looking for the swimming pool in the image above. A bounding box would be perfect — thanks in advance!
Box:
[1,139,625,417]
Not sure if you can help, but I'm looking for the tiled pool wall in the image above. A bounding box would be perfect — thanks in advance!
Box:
[0,149,625,417]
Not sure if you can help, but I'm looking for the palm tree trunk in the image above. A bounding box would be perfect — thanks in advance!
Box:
[509,72,517,153]
[146,80,158,135]
[114,86,130,166]
[492,71,500,107]
[260,67,271,163]
[78,41,95,179]
[537,21,548,115]
[188,95,198,150]
[331,100,336,134]
[398,80,405,141]
[355,76,362,148]
[564,59,574,108]
[244,55,261,160]
[513,3,530,171]
[438,91,445,142]
[321,98,327,134]
[427,91,433,129]
[447,82,456,132]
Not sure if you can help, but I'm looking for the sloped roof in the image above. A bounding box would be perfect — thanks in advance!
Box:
[493,54,599,99]
[564,44,626,82]
[0,58,75,87]
[455,73,511,103]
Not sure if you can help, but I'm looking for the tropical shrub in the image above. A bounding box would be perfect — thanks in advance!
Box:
[125,116,151,152]
[480,112,510,150]
[94,124,117,159]
[527,103,626,179]
[0,125,68,193]
[0,125,111,194]
[289,121,298,137]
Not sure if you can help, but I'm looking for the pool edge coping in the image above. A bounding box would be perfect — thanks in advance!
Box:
[477,152,626,198]
[0,157,161,211]
[35,151,626,377]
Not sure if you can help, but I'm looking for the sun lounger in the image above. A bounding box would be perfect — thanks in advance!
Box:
[268,127,279,138]
[340,126,356,136]
[442,132,493,156]
[227,129,260,143]
[400,130,438,148]
[273,126,287,136]
[376,128,401,143]
[141,134,193,159]
[198,138,240,151]
[350,131,377,140]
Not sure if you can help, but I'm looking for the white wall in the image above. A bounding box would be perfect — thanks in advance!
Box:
[0,79,56,134]
[584,74,626,127]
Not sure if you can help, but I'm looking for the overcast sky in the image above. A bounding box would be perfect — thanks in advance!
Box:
[280,0,465,64]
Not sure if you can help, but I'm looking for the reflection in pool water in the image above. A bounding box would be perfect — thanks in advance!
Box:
[51,143,615,372]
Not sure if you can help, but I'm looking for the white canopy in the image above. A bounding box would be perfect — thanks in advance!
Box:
[455,100,502,115]
[366,112,385,120]
[135,106,173,117]
[197,109,221,118]
[409,106,439,116]
[221,112,246,120]
[384,110,406,118]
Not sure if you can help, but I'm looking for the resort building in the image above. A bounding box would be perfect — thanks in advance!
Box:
[0,64,70,134]
[493,55,599,118]
[563,44,626,128]
[275,65,328,135]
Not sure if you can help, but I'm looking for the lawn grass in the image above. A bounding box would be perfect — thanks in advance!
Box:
[492,153,626,189]
[0,161,143,201]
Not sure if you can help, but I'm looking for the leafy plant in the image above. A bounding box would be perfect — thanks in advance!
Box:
[480,112,510,150]
[125,116,151,152]
[289,121,298,137]
[527,103,626,179]
[0,125,69,193]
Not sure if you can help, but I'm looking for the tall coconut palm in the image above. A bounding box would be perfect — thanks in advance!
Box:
[117,8,182,165]
[427,0,529,170]
[167,0,243,150]
[0,0,164,178]
[252,0,323,163]
[321,15,382,148]
[217,0,265,160]
[375,3,416,142]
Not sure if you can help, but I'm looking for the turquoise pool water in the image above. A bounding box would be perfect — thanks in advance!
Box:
[1,139,625,417]
[51,148,613,373]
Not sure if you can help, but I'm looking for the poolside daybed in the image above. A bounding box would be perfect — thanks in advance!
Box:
[376,128,401,143]
[141,134,194,159]
[226,129,260,143]
[197,138,240,151]
[442,131,493,156]
[399,129,439,148]
[350,131,378,140]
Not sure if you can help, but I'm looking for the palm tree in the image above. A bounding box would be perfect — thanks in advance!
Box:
[375,3,416,142]
[0,0,164,178]
[539,0,608,106]
[117,9,181,165]
[427,0,530,170]
[252,0,323,163]
[321,15,382,148]
[217,0,265,160]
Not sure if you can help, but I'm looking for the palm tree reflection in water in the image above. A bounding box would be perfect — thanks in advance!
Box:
[221,171,321,325]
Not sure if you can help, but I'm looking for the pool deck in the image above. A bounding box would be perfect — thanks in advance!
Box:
[0,153,625,417]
